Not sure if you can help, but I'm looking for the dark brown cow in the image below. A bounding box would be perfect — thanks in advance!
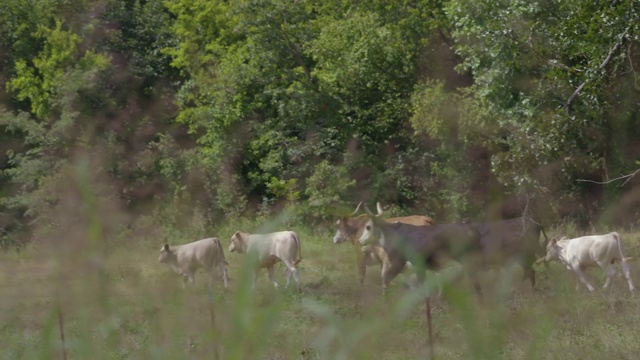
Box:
[333,202,435,285]
[359,206,549,295]
[358,207,479,293]
[357,204,474,359]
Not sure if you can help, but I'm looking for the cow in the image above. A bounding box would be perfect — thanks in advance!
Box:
[229,230,302,289]
[358,205,480,294]
[158,237,229,288]
[359,204,549,296]
[468,216,549,291]
[541,232,635,292]
[333,201,436,285]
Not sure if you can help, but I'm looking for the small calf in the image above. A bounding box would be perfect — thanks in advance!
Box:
[229,230,302,289]
[543,232,634,292]
[158,237,229,288]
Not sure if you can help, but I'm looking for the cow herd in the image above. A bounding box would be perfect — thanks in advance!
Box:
[158,230,302,289]
[158,202,636,295]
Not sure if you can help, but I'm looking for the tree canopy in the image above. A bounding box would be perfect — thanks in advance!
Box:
[1,0,639,246]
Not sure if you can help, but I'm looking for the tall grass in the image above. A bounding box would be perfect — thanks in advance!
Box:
[2,167,640,359]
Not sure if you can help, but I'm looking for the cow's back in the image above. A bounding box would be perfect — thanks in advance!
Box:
[272,231,299,256]
[476,218,542,255]
[180,238,223,268]
[244,232,288,252]
[385,222,478,262]
[388,215,436,226]
[353,214,435,246]
[566,233,619,264]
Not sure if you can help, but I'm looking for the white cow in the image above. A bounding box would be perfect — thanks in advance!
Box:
[158,237,229,288]
[543,232,634,292]
[229,230,302,289]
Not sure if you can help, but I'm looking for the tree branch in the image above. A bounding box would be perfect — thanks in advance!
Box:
[576,168,640,186]
[564,26,630,113]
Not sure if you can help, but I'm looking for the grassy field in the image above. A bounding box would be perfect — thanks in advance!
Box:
[2,218,640,360]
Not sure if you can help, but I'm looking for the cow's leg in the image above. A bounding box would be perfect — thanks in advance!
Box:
[283,260,299,288]
[285,267,291,288]
[357,248,366,285]
[619,260,635,292]
[207,266,216,287]
[267,265,279,289]
[574,267,595,292]
[464,260,483,298]
[382,261,406,295]
[415,268,428,293]
[460,255,483,298]
[219,262,229,289]
[524,263,536,289]
[287,267,300,288]
[290,264,300,288]
[380,260,391,294]
[599,261,616,290]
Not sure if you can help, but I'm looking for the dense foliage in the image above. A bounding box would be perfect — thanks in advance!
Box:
[1,0,639,246]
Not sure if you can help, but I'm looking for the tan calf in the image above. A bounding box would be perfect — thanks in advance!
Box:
[158,237,229,288]
[229,230,302,289]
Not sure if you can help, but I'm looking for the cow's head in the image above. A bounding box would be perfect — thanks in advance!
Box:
[229,231,247,253]
[333,201,364,244]
[158,244,175,264]
[544,235,567,261]
[333,218,350,244]
[358,202,385,246]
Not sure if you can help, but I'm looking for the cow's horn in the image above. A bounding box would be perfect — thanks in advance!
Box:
[351,201,363,216]
[376,202,384,215]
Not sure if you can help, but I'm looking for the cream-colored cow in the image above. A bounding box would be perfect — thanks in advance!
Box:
[229,230,302,289]
[543,232,634,292]
[158,237,228,288]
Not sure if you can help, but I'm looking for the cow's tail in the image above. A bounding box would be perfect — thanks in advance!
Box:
[614,232,632,264]
[528,217,549,255]
[527,218,550,269]
[539,223,549,248]
[527,217,549,246]
[292,231,302,266]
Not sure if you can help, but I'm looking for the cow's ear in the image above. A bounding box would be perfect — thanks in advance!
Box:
[550,238,557,246]
[163,243,170,251]
[233,231,241,240]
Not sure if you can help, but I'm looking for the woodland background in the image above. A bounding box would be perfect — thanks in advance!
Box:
[2,0,640,247]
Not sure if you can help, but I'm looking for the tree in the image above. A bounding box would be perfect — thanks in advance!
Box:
[409,0,640,220]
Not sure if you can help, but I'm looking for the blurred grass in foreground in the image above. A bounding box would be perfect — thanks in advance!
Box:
[2,164,640,359]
